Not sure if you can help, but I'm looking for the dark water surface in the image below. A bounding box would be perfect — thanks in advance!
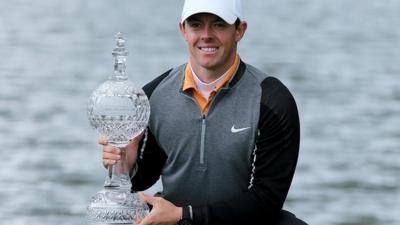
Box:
[0,0,399,224]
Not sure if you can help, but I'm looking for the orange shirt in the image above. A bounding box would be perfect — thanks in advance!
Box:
[182,54,240,114]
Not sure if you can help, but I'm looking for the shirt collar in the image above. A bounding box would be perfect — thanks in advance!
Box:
[183,54,240,92]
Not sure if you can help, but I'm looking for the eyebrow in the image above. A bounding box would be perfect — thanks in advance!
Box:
[186,15,225,23]
[186,17,201,23]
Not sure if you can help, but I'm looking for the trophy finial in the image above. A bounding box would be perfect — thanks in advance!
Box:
[112,32,128,56]
[115,32,125,47]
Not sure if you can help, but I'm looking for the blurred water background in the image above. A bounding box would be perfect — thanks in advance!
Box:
[0,0,399,224]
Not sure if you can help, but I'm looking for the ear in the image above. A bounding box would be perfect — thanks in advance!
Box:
[235,21,247,42]
[179,22,188,41]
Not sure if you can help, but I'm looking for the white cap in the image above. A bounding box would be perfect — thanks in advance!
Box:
[181,0,243,25]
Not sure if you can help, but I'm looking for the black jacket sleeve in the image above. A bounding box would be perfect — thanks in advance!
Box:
[131,129,167,191]
[130,69,172,191]
[192,77,300,225]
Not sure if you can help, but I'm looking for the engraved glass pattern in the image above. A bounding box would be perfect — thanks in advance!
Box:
[86,33,150,224]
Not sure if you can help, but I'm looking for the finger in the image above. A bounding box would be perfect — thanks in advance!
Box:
[135,218,143,225]
[137,216,150,225]
[98,136,108,145]
[102,152,121,161]
[130,132,144,145]
[136,208,155,225]
[136,131,145,140]
[139,192,157,206]
[103,146,121,154]
[102,159,117,167]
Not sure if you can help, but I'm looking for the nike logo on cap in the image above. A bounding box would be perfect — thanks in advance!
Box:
[231,125,251,133]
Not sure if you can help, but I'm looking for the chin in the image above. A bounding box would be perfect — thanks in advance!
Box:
[199,57,220,67]
[198,61,218,69]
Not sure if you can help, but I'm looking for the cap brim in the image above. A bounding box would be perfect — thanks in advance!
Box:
[181,9,237,24]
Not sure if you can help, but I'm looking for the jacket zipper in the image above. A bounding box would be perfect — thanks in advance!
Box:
[199,90,222,166]
[180,91,207,167]
[200,114,206,165]
[181,89,227,167]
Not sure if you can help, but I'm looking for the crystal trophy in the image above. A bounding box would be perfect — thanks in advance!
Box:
[86,32,150,224]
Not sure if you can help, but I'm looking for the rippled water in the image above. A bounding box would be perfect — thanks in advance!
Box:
[0,1,399,225]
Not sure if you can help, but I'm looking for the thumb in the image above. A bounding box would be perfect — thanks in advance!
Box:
[131,131,145,144]
[98,136,109,145]
[139,192,157,206]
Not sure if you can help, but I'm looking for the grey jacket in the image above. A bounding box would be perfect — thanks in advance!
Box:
[132,61,300,225]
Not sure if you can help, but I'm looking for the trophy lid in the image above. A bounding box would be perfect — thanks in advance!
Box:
[112,32,128,57]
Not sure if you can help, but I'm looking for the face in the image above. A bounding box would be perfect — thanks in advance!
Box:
[179,13,247,77]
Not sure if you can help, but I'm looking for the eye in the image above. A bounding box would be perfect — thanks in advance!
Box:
[188,21,202,28]
[213,21,228,29]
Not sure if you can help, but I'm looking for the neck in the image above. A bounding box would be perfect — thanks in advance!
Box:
[190,54,237,83]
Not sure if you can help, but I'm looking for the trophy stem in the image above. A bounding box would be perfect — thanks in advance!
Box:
[104,142,131,190]
[87,141,149,224]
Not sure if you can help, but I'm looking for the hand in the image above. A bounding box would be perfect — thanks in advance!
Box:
[137,192,182,225]
[98,132,144,170]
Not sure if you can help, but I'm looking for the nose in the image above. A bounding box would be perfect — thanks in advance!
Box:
[200,25,213,41]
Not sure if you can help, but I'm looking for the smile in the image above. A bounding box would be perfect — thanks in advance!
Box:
[199,47,218,53]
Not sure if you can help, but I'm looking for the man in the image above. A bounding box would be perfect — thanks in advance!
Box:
[100,0,307,224]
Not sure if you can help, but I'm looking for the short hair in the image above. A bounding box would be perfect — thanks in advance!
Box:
[185,16,242,29]
[234,18,241,29]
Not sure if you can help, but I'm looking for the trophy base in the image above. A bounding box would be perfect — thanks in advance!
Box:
[87,187,149,224]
